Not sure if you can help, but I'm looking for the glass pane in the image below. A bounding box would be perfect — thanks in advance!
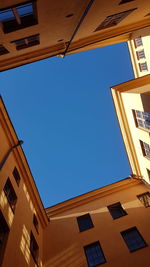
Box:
[17,3,33,17]
[0,9,15,22]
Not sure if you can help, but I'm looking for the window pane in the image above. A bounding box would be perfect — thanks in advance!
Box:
[0,9,15,22]
[121,227,147,252]
[17,3,33,17]
[84,242,106,267]
[108,202,127,219]
[77,214,94,232]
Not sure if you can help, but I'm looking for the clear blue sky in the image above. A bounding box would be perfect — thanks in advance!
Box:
[0,42,134,207]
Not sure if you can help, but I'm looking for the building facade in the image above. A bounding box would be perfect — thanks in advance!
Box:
[111,75,150,183]
[128,26,150,78]
[0,97,48,266]
[44,177,150,267]
[0,0,150,71]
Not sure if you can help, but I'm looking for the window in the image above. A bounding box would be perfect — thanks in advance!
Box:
[119,0,134,4]
[95,9,136,31]
[33,214,39,234]
[11,34,39,50]
[140,141,150,158]
[121,227,147,252]
[137,50,145,59]
[0,211,9,265]
[3,178,17,212]
[133,110,150,131]
[137,192,150,208]
[13,167,21,186]
[30,232,39,265]
[77,214,94,232]
[139,62,148,71]
[147,169,150,180]
[134,37,143,48]
[107,202,127,219]
[84,241,106,267]
[0,45,9,56]
[0,1,37,33]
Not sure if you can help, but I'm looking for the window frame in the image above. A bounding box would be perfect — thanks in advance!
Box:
[77,213,94,232]
[133,110,150,132]
[0,0,37,34]
[121,227,147,252]
[30,231,39,265]
[140,140,150,159]
[84,241,106,267]
[3,178,17,213]
[107,202,127,219]
[0,45,9,56]
[137,192,150,208]
[12,167,21,186]
[33,214,39,234]
[11,34,40,50]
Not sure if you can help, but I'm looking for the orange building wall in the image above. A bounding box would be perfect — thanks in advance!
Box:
[43,181,150,267]
[0,100,48,267]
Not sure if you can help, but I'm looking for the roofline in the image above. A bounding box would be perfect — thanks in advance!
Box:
[0,96,49,227]
[46,177,143,217]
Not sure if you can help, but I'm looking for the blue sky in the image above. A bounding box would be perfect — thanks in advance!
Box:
[0,42,134,207]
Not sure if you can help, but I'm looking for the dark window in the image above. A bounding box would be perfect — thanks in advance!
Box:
[139,62,148,71]
[12,167,21,186]
[133,110,150,131]
[119,0,134,4]
[3,178,17,212]
[147,169,150,180]
[121,227,147,252]
[137,192,150,208]
[0,45,9,56]
[140,141,150,158]
[0,1,37,33]
[84,241,106,267]
[108,202,127,219]
[137,50,145,59]
[95,9,136,31]
[0,211,9,265]
[134,37,143,48]
[30,232,39,265]
[11,34,39,50]
[33,214,39,234]
[77,214,94,232]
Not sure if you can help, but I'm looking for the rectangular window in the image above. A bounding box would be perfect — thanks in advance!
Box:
[3,178,17,212]
[140,141,150,158]
[0,45,9,56]
[137,50,145,59]
[107,202,127,219]
[33,214,39,234]
[137,192,150,208]
[77,214,94,232]
[134,37,143,48]
[147,169,150,180]
[139,62,148,71]
[133,110,150,131]
[30,232,39,265]
[0,211,9,265]
[0,1,37,33]
[95,9,136,31]
[13,167,21,186]
[121,227,147,252]
[84,241,106,267]
[11,34,39,50]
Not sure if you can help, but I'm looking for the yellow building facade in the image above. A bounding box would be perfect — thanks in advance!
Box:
[0,0,150,71]
[0,97,48,266]
[44,177,150,267]
[111,75,150,183]
[128,26,150,77]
